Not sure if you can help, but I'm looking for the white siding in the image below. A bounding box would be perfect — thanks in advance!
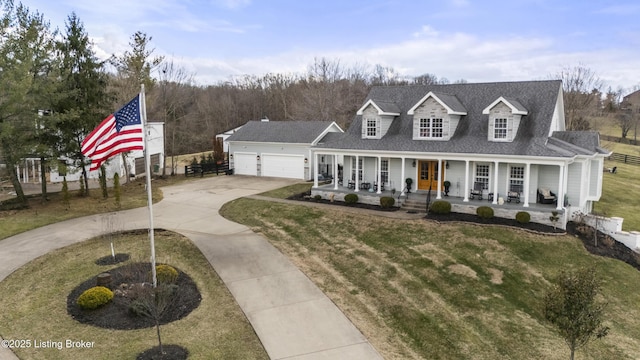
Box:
[566,162,583,207]
[412,98,449,140]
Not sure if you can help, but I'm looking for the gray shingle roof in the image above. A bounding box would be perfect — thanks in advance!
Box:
[372,100,400,114]
[431,92,467,113]
[315,80,597,158]
[227,120,336,144]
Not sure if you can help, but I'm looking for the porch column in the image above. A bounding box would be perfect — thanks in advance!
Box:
[355,155,360,192]
[400,157,406,196]
[556,164,564,210]
[492,160,499,205]
[523,163,530,207]
[436,158,442,199]
[333,154,339,190]
[376,156,382,194]
[463,160,470,202]
[313,152,318,188]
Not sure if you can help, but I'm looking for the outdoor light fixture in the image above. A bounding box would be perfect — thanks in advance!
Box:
[257,155,260,161]
[230,154,233,159]
[445,161,449,169]
[304,158,308,163]
[412,160,416,167]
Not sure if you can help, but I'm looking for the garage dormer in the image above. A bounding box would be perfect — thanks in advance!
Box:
[483,97,528,142]
[356,99,400,139]
[407,91,467,141]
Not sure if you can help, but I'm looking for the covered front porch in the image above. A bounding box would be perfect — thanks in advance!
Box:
[311,181,566,229]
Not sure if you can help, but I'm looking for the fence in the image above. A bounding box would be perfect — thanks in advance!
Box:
[609,153,640,166]
[600,134,640,145]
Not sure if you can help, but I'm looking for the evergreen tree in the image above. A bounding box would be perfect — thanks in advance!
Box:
[52,12,111,197]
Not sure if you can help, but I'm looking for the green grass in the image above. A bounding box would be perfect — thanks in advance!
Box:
[596,141,640,231]
[0,230,267,360]
[221,195,640,360]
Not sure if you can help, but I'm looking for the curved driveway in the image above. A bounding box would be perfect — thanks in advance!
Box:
[0,176,383,360]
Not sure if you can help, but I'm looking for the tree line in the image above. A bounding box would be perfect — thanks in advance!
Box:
[1,1,637,209]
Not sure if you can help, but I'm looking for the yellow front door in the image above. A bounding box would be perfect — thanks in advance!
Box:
[417,161,442,191]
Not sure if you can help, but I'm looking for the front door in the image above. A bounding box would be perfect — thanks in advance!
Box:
[417,160,442,191]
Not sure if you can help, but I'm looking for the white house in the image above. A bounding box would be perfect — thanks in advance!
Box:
[226,119,343,180]
[309,80,610,229]
[49,122,165,182]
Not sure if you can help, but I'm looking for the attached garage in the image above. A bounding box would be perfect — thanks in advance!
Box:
[262,154,304,179]
[226,120,343,180]
[233,153,257,176]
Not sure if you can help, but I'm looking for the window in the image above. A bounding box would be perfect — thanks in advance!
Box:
[351,157,363,181]
[381,159,389,184]
[365,118,377,137]
[475,164,489,189]
[509,165,524,190]
[419,118,443,138]
[494,118,507,139]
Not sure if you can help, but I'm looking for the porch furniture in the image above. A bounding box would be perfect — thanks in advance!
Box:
[361,182,371,190]
[506,184,522,203]
[374,182,385,192]
[469,182,483,200]
[347,180,355,189]
[488,192,497,202]
[537,188,557,204]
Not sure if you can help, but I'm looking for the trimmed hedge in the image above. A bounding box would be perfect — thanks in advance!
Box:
[430,200,452,214]
[77,286,114,310]
[515,211,531,224]
[344,193,358,205]
[380,196,395,208]
[476,206,494,219]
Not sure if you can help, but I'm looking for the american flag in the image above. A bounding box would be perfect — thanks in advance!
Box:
[81,95,144,171]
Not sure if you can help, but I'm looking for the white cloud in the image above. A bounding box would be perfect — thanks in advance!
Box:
[213,0,251,10]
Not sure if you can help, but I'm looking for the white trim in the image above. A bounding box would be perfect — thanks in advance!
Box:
[356,99,400,116]
[482,96,528,115]
[407,91,467,116]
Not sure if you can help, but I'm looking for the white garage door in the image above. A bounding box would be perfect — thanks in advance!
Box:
[234,153,257,176]
[262,154,305,179]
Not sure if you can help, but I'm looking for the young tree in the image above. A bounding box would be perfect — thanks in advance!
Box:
[544,267,609,360]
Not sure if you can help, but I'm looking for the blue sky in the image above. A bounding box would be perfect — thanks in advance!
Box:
[20,0,640,90]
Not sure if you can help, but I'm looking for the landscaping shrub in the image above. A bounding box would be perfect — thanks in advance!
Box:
[515,211,531,224]
[430,200,451,214]
[156,264,179,284]
[77,286,114,310]
[314,194,322,201]
[476,206,494,219]
[344,193,358,205]
[380,196,395,208]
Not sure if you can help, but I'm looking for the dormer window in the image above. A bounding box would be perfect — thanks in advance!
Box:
[419,118,443,138]
[408,92,466,141]
[365,118,378,138]
[483,97,528,142]
[494,118,507,139]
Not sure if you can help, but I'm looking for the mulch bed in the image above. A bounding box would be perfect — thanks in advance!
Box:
[287,192,399,211]
[136,344,189,360]
[95,253,130,265]
[67,262,202,330]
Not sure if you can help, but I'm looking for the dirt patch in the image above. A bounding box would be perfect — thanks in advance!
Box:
[448,264,478,279]
[487,268,504,284]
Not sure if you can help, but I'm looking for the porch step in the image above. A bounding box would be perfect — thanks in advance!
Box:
[401,198,428,213]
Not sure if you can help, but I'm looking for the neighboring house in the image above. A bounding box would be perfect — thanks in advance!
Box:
[49,122,165,183]
[226,119,343,180]
[622,89,640,114]
[310,80,610,226]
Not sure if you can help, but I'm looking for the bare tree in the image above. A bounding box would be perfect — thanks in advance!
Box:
[553,65,604,130]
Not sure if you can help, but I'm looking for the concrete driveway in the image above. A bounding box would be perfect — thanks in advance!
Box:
[0,175,382,360]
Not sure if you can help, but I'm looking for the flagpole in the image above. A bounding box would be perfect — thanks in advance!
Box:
[141,84,158,288]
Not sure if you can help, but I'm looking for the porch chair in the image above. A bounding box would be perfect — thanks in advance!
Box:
[537,188,557,204]
[506,184,522,203]
[469,182,483,200]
